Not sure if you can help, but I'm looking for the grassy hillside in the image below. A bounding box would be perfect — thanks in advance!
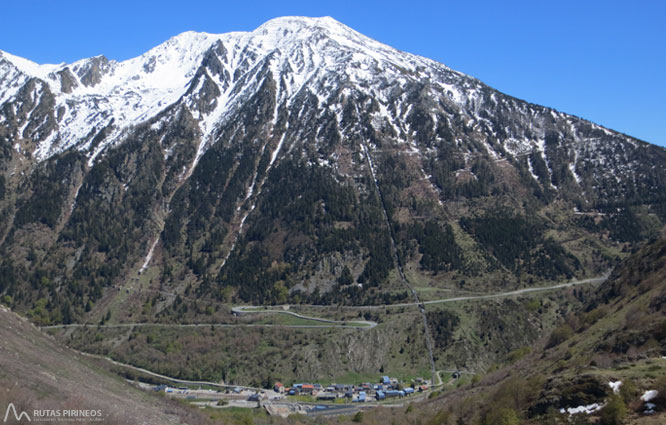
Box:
[361,232,666,424]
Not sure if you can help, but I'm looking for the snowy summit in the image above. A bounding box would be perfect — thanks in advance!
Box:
[0,16,461,164]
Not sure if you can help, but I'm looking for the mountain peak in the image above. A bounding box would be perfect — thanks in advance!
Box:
[0,49,63,79]
[156,30,220,54]
[254,15,348,32]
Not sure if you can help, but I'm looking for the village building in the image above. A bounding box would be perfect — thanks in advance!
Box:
[317,392,337,401]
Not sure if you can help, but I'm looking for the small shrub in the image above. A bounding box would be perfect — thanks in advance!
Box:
[619,379,639,405]
[483,407,519,425]
[582,306,607,328]
[525,298,540,312]
[426,411,450,425]
[506,346,532,364]
[352,412,364,423]
[599,394,626,425]
[546,324,574,348]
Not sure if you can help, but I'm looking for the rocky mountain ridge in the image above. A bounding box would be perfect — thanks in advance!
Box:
[1,17,460,163]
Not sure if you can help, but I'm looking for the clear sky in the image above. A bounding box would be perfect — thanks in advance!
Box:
[2,0,664,147]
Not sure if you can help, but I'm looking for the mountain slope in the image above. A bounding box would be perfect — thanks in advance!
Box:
[0,16,665,324]
[434,231,666,424]
[0,305,211,425]
[343,233,666,425]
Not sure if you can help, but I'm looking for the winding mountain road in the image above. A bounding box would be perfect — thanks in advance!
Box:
[230,306,377,328]
[230,275,608,313]
[44,274,606,332]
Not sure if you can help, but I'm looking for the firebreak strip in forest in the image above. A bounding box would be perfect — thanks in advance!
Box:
[359,141,438,386]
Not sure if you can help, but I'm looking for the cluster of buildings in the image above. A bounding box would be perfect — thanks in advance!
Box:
[273,376,429,402]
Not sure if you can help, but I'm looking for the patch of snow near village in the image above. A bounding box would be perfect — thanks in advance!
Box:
[641,390,658,402]
[609,381,622,394]
[560,403,603,415]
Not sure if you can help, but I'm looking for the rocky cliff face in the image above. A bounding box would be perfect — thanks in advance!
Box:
[1,17,665,322]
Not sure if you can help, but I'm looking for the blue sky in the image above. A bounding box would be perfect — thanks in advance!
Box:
[2,0,664,146]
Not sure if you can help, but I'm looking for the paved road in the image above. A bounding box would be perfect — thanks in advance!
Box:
[231,306,377,329]
[305,404,369,417]
[76,351,268,392]
[419,275,608,306]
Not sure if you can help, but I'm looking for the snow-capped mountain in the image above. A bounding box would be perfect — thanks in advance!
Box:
[1,17,665,319]
[0,17,456,163]
[1,17,659,185]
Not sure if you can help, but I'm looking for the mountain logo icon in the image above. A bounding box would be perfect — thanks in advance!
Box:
[3,403,31,422]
